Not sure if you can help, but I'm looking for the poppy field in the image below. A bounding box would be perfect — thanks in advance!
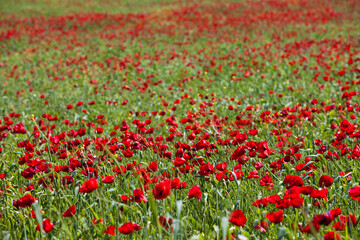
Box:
[1,0,360,239]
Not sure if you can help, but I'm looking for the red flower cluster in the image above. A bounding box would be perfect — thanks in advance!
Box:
[79,178,99,193]
[103,222,141,235]
[36,219,54,233]
[153,180,171,200]
[188,185,202,202]
[62,205,76,217]
[13,194,37,209]
[229,210,247,227]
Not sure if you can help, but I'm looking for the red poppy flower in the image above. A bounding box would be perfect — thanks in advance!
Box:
[159,216,173,230]
[95,127,103,134]
[170,177,180,189]
[13,194,37,208]
[260,175,273,187]
[188,185,202,202]
[247,170,259,179]
[28,210,36,218]
[248,128,258,135]
[313,213,333,226]
[324,231,340,240]
[299,186,315,195]
[275,199,291,209]
[287,194,304,208]
[254,221,268,232]
[76,101,83,106]
[122,149,133,158]
[349,186,360,201]
[283,175,304,188]
[147,161,158,172]
[231,146,246,160]
[77,128,86,136]
[229,210,247,226]
[330,208,342,217]
[215,162,227,171]
[133,224,141,230]
[153,180,171,200]
[332,221,346,231]
[79,178,99,193]
[300,222,320,233]
[340,214,357,225]
[310,188,328,200]
[92,217,103,225]
[26,184,35,191]
[198,162,215,177]
[267,194,281,203]
[118,222,140,234]
[339,119,355,134]
[36,219,54,233]
[170,178,187,189]
[62,205,76,217]
[102,175,115,184]
[265,210,283,223]
[173,158,187,167]
[80,167,98,178]
[252,198,269,208]
[319,175,333,187]
[104,226,116,235]
[133,188,148,203]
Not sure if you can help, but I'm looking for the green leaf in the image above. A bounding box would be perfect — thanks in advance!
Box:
[32,201,43,233]
[277,227,290,239]
[221,217,229,240]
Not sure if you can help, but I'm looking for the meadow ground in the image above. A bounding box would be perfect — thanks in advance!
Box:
[0,0,360,239]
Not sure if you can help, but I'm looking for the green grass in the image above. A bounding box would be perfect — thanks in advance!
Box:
[0,0,202,17]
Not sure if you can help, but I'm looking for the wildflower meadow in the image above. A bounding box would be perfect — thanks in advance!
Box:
[0,0,360,239]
